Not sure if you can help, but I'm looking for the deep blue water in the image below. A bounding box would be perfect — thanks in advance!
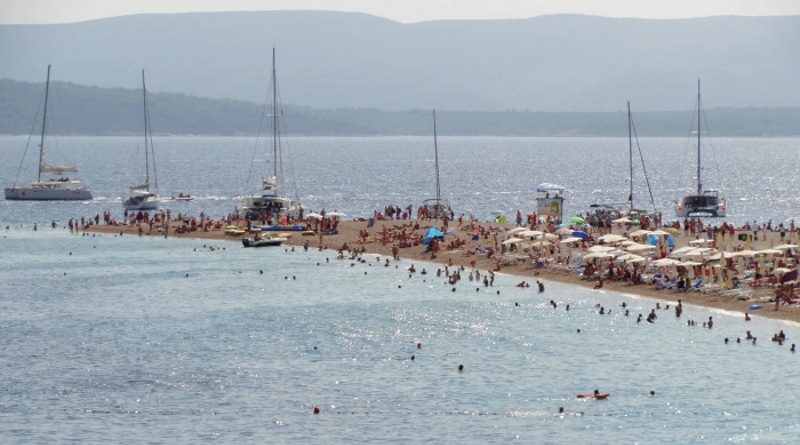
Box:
[2,136,800,443]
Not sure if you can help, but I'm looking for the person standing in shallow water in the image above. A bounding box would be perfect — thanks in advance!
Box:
[537,280,545,292]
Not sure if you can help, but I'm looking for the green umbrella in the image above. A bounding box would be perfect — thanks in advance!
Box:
[568,216,585,224]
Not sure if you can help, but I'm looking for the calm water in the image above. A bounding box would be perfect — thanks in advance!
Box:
[2,136,800,443]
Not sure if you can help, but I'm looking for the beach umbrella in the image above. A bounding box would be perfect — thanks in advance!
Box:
[612,217,632,224]
[306,213,323,220]
[626,243,654,252]
[519,230,543,238]
[689,239,713,245]
[588,245,616,253]
[670,246,697,256]
[507,227,527,235]
[756,248,783,256]
[662,228,681,237]
[560,236,583,244]
[327,211,345,217]
[775,244,799,251]
[653,258,682,267]
[732,249,758,257]
[568,216,585,224]
[599,234,627,243]
[502,238,523,246]
[650,230,672,236]
[630,229,652,237]
[422,227,444,245]
[572,230,589,239]
[772,267,792,276]
[555,227,573,235]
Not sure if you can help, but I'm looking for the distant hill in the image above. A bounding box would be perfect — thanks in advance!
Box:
[0,12,799,112]
[1,79,798,136]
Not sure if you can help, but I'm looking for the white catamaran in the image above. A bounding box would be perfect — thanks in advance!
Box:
[5,65,92,201]
[123,69,161,211]
[675,80,726,218]
[238,48,300,222]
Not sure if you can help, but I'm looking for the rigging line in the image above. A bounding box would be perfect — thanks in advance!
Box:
[144,85,158,192]
[12,85,47,185]
[630,116,657,212]
[699,99,724,193]
[678,101,700,194]
[275,72,300,203]
[245,78,272,194]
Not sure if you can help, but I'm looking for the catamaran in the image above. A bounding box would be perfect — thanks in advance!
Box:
[123,69,161,211]
[675,80,726,218]
[238,48,301,222]
[4,65,92,201]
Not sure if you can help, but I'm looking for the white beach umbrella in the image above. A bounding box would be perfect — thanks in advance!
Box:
[306,213,323,220]
[756,248,784,256]
[502,238,524,245]
[650,230,672,236]
[519,230,543,238]
[689,239,713,245]
[774,244,799,251]
[612,217,632,224]
[652,258,682,267]
[599,234,628,243]
[630,229,652,237]
[326,211,345,217]
[560,236,583,244]
[670,246,698,257]
[588,245,616,253]
[732,249,758,257]
[507,227,527,235]
[626,243,654,252]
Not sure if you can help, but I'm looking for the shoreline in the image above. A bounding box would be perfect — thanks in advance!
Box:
[81,214,800,324]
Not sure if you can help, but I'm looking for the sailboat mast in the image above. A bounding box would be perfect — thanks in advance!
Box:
[37,65,51,182]
[433,110,441,202]
[142,69,150,187]
[271,48,278,180]
[696,79,702,195]
[627,101,633,211]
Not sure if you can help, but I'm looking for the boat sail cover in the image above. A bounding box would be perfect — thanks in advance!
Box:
[130,181,149,191]
[40,162,78,173]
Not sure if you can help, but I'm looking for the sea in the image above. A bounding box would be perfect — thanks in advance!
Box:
[2,135,800,443]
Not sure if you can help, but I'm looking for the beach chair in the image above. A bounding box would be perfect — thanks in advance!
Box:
[685,279,703,292]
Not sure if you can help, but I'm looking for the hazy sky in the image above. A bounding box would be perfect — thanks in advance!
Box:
[3,0,800,24]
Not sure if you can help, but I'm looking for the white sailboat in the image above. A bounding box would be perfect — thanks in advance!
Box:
[675,80,726,218]
[4,65,92,201]
[421,110,451,218]
[238,48,300,222]
[123,69,161,211]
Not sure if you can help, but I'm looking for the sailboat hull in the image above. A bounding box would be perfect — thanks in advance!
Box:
[676,194,726,218]
[123,193,161,210]
[4,183,92,201]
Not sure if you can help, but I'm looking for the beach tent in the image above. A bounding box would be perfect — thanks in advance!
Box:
[422,227,444,245]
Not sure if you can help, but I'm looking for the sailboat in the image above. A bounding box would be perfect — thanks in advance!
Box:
[421,110,451,219]
[238,48,300,222]
[123,69,161,211]
[4,65,92,201]
[625,101,657,217]
[587,101,656,219]
[675,80,726,218]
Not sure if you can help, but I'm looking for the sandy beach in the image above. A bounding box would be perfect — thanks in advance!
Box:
[81,211,800,325]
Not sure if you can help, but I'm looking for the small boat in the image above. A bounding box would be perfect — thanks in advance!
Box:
[123,69,161,211]
[4,65,93,201]
[242,232,288,247]
[675,80,726,218]
[170,193,194,201]
[577,392,610,400]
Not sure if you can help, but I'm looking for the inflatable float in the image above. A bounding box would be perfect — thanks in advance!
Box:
[577,392,610,400]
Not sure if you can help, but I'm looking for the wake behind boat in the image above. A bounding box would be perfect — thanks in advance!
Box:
[675,80,726,218]
[123,69,161,211]
[4,65,92,201]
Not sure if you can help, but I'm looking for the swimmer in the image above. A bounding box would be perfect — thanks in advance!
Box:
[707,316,713,329]
[746,330,753,339]
[458,364,464,373]
[745,313,751,321]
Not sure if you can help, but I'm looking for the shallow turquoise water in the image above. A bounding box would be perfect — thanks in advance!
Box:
[1,229,798,443]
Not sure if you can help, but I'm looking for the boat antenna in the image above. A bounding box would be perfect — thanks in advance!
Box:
[433,110,441,202]
[37,65,51,183]
[696,78,702,196]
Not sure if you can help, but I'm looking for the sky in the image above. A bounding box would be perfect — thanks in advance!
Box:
[2,0,800,24]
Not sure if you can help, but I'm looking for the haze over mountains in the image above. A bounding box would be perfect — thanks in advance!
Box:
[1,11,799,114]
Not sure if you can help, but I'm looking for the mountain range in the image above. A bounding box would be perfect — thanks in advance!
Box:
[1,11,799,113]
